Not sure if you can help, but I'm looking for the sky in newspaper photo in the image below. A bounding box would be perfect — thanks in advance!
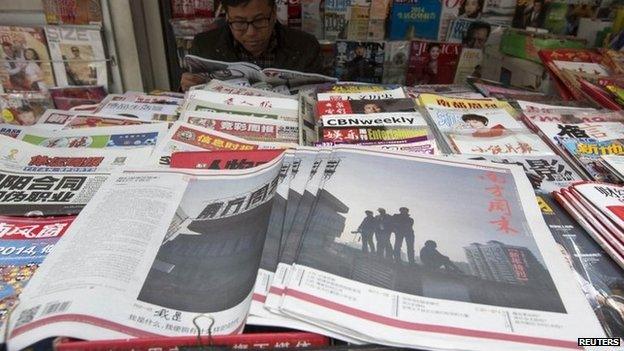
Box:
[296,150,566,313]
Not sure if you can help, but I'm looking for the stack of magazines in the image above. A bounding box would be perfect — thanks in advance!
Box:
[0,73,622,349]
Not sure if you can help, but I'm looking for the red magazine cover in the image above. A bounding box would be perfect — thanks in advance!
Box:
[538,49,610,101]
[170,150,285,169]
[578,78,623,110]
[405,40,461,86]
[54,331,330,351]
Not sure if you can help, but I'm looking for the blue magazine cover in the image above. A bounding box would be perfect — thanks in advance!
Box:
[389,0,442,40]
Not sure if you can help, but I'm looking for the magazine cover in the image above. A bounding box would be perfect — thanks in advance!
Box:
[388,0,441,40]
[317,98,417,116]
[438,0,461,40]
[324,0,350,40]
[448,131,557,156]
[45,26,107,89]
[453,48,483,84]
[279,148,604,349]
[512,0,548,29]
[481,0,515,24]
[446,18,507,51]
[456,154,581,193]
[42,0,102,25]
[0,215,75,341]
[367,0,391,40]
[560,138,624,183]
[573,183,624,232]
[301,0,323,38]
[347,5,372,41]
[405,41,462,86]
[0,26,55,93]
[335,41,385,83]
[382,41,410,85]
[537,193,624,338]
[0,93,54,126]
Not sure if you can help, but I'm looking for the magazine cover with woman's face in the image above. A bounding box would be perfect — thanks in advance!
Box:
[0,26,55,93]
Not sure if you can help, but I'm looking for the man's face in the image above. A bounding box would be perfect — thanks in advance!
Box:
[71,47,80,58]
[227,0,276,56]
[533,2,542,12]
[471,28,489,49]
[355,47,365,56]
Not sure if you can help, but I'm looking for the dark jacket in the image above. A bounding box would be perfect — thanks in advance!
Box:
[190,22,323,74]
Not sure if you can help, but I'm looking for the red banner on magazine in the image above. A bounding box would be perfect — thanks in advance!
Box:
[170,150,285,170]
[0,216,75,240]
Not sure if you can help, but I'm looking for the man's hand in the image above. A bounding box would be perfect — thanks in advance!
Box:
[180,73,206,92]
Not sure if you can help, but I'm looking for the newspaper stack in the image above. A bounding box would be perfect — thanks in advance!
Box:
[554,182,624,269]
[420,94,553,156]
[314,85,436,154]
[518,101,624,183]
[3,146,607,350]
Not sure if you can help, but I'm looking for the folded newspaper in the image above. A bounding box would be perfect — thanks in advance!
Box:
[184,55,337,93]
[7,157,285,350]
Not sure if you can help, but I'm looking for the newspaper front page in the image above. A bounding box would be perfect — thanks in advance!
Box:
[7,158,285,350]
[179,111,299,143]
[0,136,151,216]
[278,147,605,350]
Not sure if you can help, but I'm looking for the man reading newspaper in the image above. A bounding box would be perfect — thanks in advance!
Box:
[180,0,323,91]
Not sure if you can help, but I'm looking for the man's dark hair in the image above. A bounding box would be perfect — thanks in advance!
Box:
[461,113,489,125]
[221,0,276,10]
[465,21,491,39]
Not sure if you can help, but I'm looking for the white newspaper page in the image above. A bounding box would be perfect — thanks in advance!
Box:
[180,111,299,143]
[16,124,168,150]
[0,135,151,216]
[150,122,291,167]
[185,90,298,114]
[199,79,294,98]
[264,149,321,312]
[94,94,181,121]
[7,159,284,350]
[279,147,604,350]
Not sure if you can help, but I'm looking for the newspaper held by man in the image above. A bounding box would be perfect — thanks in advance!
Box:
[184,55,337,93]
[6,158,285,351]
[277,147,604,350]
